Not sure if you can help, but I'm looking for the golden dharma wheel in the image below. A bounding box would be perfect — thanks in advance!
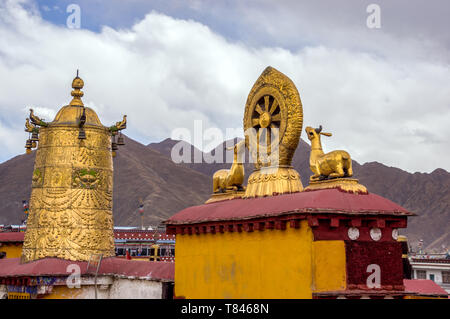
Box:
[244,66,303,168]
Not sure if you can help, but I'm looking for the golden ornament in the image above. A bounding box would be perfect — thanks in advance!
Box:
[21,72,125,263]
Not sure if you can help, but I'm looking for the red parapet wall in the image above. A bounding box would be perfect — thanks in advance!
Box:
[345,241,404,290]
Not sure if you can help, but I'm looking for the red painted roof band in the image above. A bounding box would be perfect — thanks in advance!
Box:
[166,189,414,225]
[403,279,448,296]
[0,232,25,242]
[0,257,174,281]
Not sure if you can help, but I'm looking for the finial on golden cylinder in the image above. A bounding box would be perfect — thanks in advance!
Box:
[108,115,127,156]
[25,109,47,154]
[70,69,84,106]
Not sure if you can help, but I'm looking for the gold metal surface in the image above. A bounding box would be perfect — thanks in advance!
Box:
[305,178,367,194]
[305,126,353,181]
[245,166,303,197]
[25,118,37,133]
[208,141,246,203]
[53,105,103,126]
[21,74,124,263]
[29,109,48,127]
[243,66,303,197]
[205,189,246,204]
[70,75,84,106]
[304,125,368,193]
[114,115,127,131]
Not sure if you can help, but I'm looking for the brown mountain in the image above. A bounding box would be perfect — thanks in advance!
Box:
[111,135,211,225]
[0,151,35,225]
[148,137,254,179]
[0,135,210,228]
[353,164,450,251]
[148,138,450,252]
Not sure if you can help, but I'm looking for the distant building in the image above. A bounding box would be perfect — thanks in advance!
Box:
[114,229,175,262]
[403,279,448,299]
[0,232,24,259]
[0,227,175,262]
[410,256,450,293]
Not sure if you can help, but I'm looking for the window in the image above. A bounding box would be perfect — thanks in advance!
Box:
[416,270,426,279]
[442,271,450,284]
[429,274,435,282]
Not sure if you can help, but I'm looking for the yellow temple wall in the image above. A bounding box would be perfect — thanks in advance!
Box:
[0,243,23,259]
[175,220,317,298]
[174,220,348,298]
[312,240,347,292]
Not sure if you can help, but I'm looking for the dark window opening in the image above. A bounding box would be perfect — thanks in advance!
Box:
[416,270,426,279]
[442,271,450,283]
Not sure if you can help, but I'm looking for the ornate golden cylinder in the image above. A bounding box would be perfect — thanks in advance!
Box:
[21,76,116,262]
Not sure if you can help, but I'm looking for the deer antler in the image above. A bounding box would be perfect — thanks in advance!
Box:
[315,125,322,134]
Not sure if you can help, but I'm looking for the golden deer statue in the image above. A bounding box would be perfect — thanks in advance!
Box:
[212,140,245,193]
[305,125,353,182]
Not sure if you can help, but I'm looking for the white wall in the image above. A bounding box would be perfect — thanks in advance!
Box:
[107,278,163,299]
[62,277,164,299]
[412,263,450,294]
[0,277,165,299]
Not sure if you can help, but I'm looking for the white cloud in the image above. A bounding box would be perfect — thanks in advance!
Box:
[0,0,449,173]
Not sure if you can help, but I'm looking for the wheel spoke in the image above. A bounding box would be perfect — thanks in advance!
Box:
[260,128,266,145]
[269,99,278,114]
[271,125,280,143]
[272,113,281,122]
[264,96,270,112]
[255,104,263,114]
[252,118,259,127]
[256,129,260,159]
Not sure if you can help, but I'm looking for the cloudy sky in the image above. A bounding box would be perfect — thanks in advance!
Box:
[0,0,449,173]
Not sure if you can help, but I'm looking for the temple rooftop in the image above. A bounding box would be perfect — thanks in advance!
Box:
[166,188,415,227]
